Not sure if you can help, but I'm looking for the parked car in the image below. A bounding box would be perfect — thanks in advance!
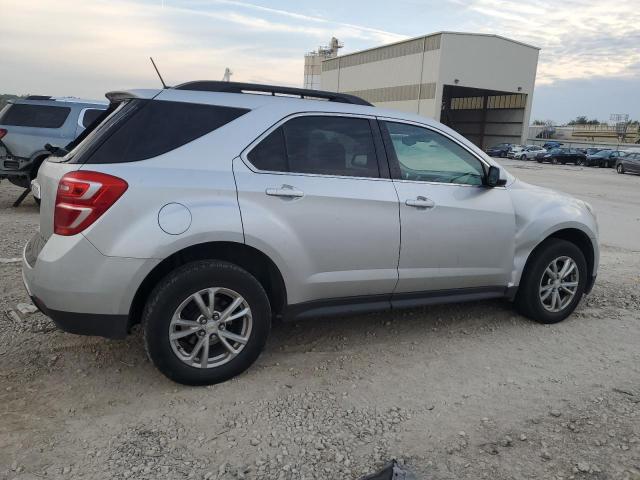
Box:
[616,152,640,175]
[0,96,107,193]
[486,143,513,158]
[580,149,626,168]
[543,141,563,150]
[537,148,586,165]
[516,145,546,160]
[506,145,524,158]
[22,81,599,385]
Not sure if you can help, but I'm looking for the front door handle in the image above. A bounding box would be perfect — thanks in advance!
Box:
[266,185,304,198]
[405,196,435,209]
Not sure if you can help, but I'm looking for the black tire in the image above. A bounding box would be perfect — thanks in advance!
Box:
[501,152,507,158]
[515,239,587,324]
[143,260,271,385]
[520,154,527,161]
[551,157,558,165]
[536,159,543,163]
[577,158,585,166]
[617,163,625,174]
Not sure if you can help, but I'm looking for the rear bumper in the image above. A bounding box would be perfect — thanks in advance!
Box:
[0,155,31,175]
[22,231,160,338]
[29,294,129,339]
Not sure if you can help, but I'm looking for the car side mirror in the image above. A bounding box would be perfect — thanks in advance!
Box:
[485,165,506,187]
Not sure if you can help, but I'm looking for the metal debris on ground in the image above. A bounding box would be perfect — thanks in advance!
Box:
[359,460,418,480]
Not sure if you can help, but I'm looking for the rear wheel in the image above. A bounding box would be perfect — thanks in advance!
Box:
[577,158,585,166]
[143,260,271,385]
[551,157,559,165]
[520,154,527,161]
[516,239,587,324]
[617,163,625,174]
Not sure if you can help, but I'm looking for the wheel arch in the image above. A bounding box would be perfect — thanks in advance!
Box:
[28,150,51,178]
[128,241,287,329]
[518,227,596,295]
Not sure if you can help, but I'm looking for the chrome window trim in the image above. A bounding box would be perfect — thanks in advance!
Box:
[77,108,89,129]
[239,111,391,182]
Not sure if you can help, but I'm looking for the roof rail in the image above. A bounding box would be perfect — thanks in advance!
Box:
[25,95,53,100]
[173,81,373,106]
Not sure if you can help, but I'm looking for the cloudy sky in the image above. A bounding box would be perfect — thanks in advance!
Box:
[0,0,638,123]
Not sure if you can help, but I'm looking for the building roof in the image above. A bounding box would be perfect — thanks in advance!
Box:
[322,31,540,64]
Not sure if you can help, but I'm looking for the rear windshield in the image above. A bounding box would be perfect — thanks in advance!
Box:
[67,99,249,164]
[0,103,70,128]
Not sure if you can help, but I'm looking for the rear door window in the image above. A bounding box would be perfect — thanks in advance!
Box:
[247,115,380,178]
[0,104,70,128]
[81,108,105,128]
[71,100,249,164]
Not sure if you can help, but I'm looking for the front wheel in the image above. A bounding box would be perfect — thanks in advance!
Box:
[143,260,271,385]
[520,154,527,161]
[617,164,625,174]
[515,239,587,324]
[577,158,585,166]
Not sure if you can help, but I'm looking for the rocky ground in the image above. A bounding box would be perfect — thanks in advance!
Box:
[1,160,639,480]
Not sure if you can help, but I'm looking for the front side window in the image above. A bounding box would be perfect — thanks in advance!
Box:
[384,121,485,186]
[247,115,380,178]
[0,103,70,128]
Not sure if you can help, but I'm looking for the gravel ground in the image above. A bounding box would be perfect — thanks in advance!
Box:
[1,160,639,480]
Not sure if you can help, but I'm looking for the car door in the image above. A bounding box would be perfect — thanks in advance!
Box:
[233,113,400,306]
[628,153,640,173]
[379,119,515,294]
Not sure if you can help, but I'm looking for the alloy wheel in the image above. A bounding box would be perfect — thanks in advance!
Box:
[539,256,580,313]
[169,287,252,368]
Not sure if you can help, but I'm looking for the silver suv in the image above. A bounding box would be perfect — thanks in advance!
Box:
[0,96,107,191]
[22,82,599,385]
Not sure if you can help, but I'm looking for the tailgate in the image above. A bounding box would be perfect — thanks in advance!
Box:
[37,159,79,239]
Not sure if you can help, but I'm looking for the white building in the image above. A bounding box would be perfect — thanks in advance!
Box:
[320,32,539,148]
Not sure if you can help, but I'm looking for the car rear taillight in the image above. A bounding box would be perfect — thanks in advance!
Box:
[0,128,7,140]
[54,171,128,236]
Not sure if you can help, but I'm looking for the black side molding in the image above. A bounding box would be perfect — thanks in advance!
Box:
[283,286,507,322]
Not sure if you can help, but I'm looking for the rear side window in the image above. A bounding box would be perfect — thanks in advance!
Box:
[76,100,249,164]
[247,115,380,178]
[0,104,70,128]
[81,108,105,128]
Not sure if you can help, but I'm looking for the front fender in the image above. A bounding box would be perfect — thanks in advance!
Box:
[508,180,599,287]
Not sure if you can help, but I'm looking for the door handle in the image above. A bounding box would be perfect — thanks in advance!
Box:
[265,185,304,198]
[405,196,435,209]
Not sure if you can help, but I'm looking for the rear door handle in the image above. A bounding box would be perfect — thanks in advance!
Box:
[265,185,304,198]
[405,196,435,209]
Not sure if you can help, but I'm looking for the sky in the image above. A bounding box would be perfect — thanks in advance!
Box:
[0,0,638,123]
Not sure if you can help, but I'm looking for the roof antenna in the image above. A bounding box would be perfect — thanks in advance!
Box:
[149,57,168,89]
